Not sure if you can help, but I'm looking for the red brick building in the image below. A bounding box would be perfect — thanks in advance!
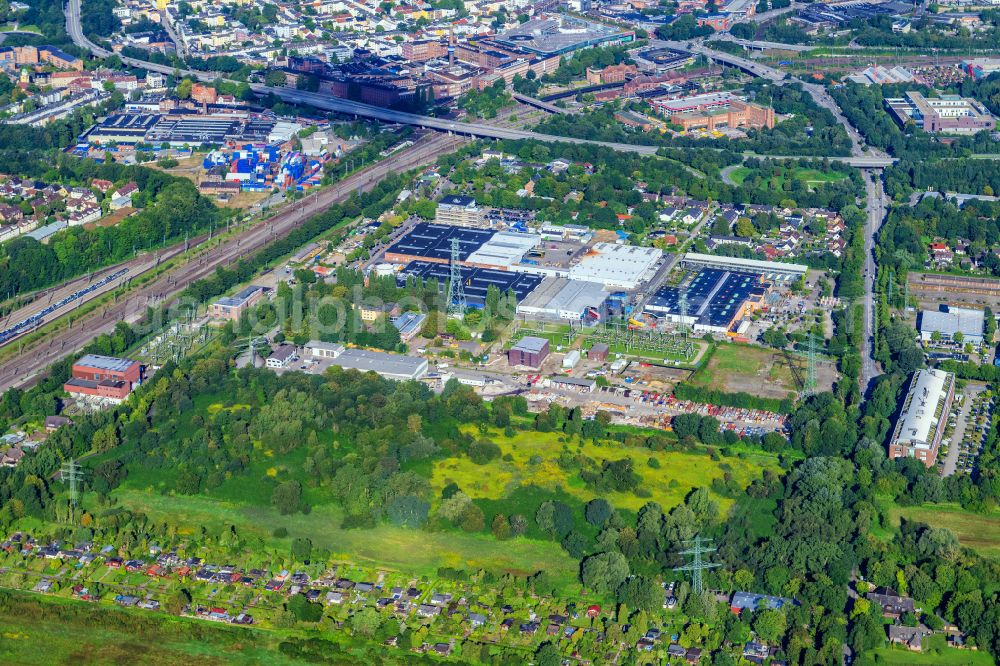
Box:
[64,354,142,404]
[191,84,218,105]
[402,40,447,62]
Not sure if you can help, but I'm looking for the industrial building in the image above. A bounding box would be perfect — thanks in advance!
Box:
[304,341,428,381]
[385,222,542,271]
[645,268,768,334]
[516,277,608,323]
[63,354,142,404]
[919,307,985,345]
[569,243,663,290]
[82,113,161,144]
[495,15,634,56]
[885,91,996,134]
[846,65,919,86]
[392,312,427,342]
[384,223,495,264]
[266,344,297,369]
[397,260,544,307]
[508,336,550,368]
[465,231,541,270]
[681,253,808,281]
[210,285,268,321]
[888,369,955,467]
[653,92,775,131]
[588,342,610,363]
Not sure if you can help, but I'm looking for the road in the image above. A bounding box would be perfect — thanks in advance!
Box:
[0,133,462,391]
[66,0,880,167]
[860,170,887,393]
[708,34,812,52]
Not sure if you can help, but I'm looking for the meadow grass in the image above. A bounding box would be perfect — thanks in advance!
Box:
[889,503,1000,557]
[431,428,776,514]
[867,645,993,665]
[110,487,580,589]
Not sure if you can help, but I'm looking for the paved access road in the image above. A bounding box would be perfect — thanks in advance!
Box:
[860,170,888,392]
[0,133,463,392]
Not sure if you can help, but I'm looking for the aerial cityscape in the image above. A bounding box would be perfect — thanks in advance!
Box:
[0,0,1000,663]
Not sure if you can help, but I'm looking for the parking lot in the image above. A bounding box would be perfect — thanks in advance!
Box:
[941,381,993,477]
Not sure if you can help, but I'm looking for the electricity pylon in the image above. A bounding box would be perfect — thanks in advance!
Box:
[59,459,84,508]
[446,238,467,316]
[673,536,721,595]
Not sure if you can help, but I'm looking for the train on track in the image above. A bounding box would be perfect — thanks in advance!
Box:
[0,268,130,346]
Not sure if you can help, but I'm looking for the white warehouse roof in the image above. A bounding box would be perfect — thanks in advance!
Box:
[920,307,984,341]
[466,231,541,268]
[569,243,662,290]
[891,369,952,451]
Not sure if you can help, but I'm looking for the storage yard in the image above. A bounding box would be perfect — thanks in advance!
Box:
[202,145,327,192]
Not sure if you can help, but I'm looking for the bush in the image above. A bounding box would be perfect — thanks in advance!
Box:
[468,438,501,464]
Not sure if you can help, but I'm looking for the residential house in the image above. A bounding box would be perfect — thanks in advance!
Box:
[868,587,916,620]
[109,183,138,210]
[887,624,928,651]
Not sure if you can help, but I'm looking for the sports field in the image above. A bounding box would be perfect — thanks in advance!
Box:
[889,503,1000,557]
[431,428,777,514]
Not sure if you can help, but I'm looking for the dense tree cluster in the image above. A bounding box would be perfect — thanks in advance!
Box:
[0,152,219,298]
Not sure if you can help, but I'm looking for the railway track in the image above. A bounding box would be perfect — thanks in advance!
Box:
[0,133,464,392]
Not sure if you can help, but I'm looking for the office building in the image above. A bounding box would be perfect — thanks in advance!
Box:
[888,369,955,467]
[885,91,996,134]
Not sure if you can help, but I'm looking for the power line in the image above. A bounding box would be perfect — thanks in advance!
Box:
[673,536,721,595]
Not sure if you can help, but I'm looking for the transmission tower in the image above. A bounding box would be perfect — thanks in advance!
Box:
[804,333,818,397]
[237,336,269,367]
[673,536,721,595]
[446,238,467,317]
[678,289,689,337]
[59,459,84,507]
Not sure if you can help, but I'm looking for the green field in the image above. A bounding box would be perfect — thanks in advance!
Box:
[868,646,994,665]
[431,428,777,514]
[889,503,1000,557]
[729,165,849,189]
[688,343,801,399]
[0,593,308,666]
[111,487,579,586]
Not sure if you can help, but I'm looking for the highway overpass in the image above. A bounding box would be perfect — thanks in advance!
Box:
[67,0,891,168]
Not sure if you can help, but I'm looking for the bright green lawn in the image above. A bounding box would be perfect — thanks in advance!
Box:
[729,166,848,189]
[868,645,994,665]
[889,503,1000,557]
[431,428,776,514]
